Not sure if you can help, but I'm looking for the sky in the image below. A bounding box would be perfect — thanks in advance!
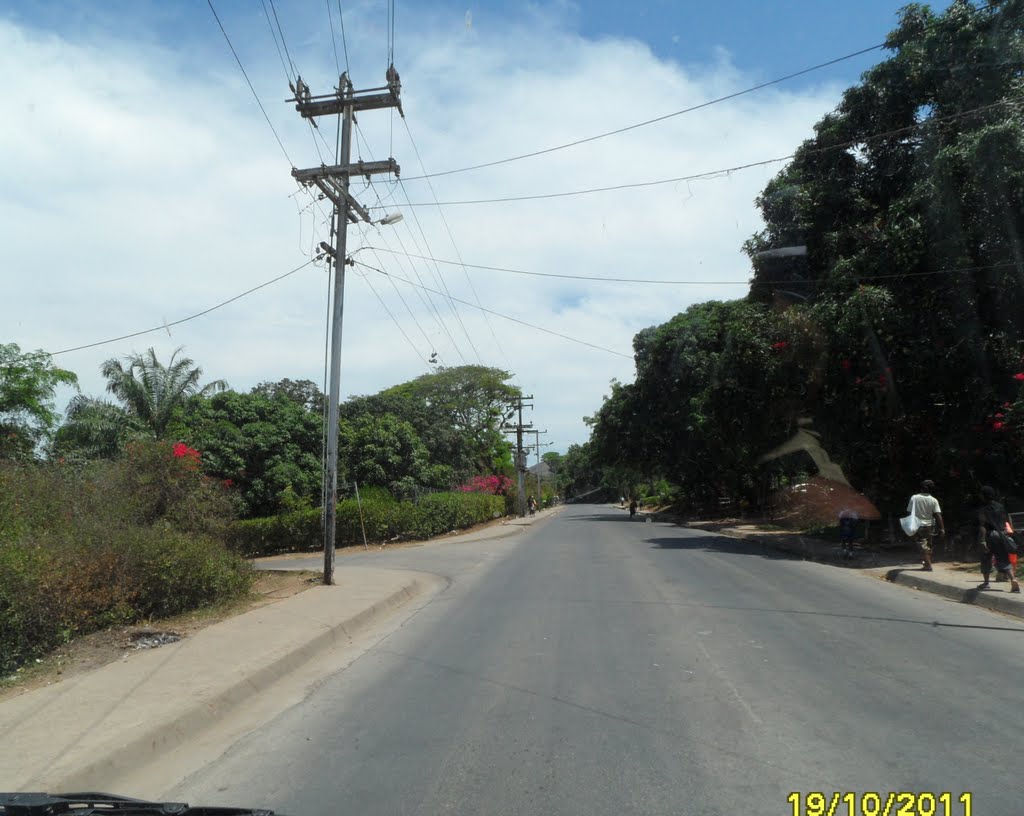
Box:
[0,0,947,454]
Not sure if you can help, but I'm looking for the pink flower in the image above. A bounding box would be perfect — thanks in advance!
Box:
[1014,373,1024,382]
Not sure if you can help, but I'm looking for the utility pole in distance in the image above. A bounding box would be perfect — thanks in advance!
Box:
[531,429,548,504]
[289,68,403,585]
[501,394,533,517]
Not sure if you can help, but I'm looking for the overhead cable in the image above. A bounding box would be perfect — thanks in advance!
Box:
[13,258,318,363]
[355,261,634,359]
[389,96,1024,207]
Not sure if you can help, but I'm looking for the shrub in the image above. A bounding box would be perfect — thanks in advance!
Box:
[0,443,251,676]
[227,490,505,557]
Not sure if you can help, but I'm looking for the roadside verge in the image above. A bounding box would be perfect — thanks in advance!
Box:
[880,567,1024,620]
[680,516,1024,620]
[0,566,438,792]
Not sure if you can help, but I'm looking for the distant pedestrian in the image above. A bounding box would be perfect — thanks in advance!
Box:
[977,486,1020,592]
[906,480,944,571]
[839,507,859,559]
[629,498,638,519]
[527,495,537,516]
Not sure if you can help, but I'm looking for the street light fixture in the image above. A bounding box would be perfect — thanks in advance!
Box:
[378,212,404,225]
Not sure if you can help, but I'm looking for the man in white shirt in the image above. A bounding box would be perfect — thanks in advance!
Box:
[907,479,944,571]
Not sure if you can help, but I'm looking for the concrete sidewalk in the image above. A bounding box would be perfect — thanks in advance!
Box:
[874,562,1024,619]
[0,566,437,792]
[684,518,1024,620]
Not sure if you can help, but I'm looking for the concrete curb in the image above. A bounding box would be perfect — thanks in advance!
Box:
[43,578,427,792]
[884,569,1024,620]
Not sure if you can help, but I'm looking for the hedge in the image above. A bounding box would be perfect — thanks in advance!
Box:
[227,491,506,557]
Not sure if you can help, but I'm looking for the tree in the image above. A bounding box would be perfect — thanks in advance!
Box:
[541,451,563,474]
[583,1,1024,517]
[0,343,77,459]
[53,396,138,460]
[343,365,519,481]
[251,378,324,414]
[342,413,438,498]
[171,389,322,518]
[100,347,227,439]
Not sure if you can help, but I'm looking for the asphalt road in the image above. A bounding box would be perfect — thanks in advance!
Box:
[169,505,1024,815]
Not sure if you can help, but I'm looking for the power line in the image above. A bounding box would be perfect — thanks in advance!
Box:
[336,0,352,77]
[399,1,993,182]
[396,178,485,364]
[357,248,1019,286]
[356,187,446,362]
[359,210,468,363]
[355,261,634,359]
[356,268,431,366]
[353,125,469,361]
[388,96,1024,207]
[267,0,297,80]
[402,118,513,372]
[206,0,293,166]
[260,0,293,85]
[326,0,341,76]
[13,258,319,363]
[399,44,886,181]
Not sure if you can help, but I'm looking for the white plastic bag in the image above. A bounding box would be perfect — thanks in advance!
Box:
[900,514,921,537]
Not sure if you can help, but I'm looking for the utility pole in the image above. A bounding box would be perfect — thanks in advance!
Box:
[501,395,533,517]
[289,68,403,585]
[531,429,548,504]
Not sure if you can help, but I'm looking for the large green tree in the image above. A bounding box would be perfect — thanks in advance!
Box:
[586,0,1024,518]
[0,343,77,459]
[172,388,322,518]
[342,413,451,498]
[342,365,519,481]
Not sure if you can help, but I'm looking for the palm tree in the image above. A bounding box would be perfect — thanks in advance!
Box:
[99,347,227,438]
[54,396,139,460]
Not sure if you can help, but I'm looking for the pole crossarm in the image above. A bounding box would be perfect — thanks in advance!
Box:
[290,66,405,119]
[292,159,401,183]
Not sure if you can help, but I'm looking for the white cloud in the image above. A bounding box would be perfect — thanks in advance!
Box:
[0,4,843,453]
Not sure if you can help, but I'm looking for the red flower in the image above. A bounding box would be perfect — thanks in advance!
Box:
[172,442,201,461]
[1014,373,1024,381]
[222,479,234,488]
[993,422,1005,430]
[1003,402,1012,409]
[771,341,788,350]
[995,413,1005,419]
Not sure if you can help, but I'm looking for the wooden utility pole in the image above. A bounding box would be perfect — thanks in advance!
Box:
[502,395,533,517]
[289,68,403,585]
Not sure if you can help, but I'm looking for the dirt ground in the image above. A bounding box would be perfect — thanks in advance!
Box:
[0,570,319,702]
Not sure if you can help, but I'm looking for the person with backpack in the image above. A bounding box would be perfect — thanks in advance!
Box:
[977,485,1020,592]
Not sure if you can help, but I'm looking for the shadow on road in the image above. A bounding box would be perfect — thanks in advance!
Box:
[647,534,801,561]
[569,513,646,523]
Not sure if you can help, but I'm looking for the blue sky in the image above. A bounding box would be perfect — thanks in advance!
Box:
[1,0,954,450]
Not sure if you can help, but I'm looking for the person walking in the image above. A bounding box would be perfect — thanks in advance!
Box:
[907,480,944,571]
[629,498,638,519]
[977,485,1020,592]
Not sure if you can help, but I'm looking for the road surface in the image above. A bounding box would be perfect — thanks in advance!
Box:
[168,505,1024,815]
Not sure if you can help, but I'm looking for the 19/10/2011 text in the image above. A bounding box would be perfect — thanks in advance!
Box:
[787,792,972,816]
